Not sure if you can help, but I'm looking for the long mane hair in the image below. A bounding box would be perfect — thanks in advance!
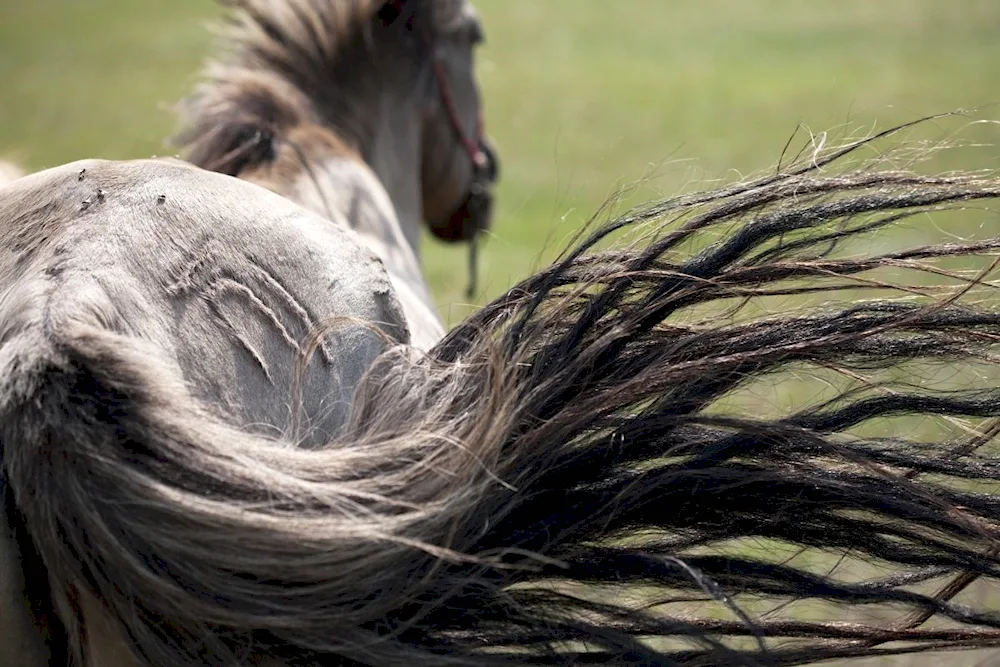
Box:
[7,119,1000,665]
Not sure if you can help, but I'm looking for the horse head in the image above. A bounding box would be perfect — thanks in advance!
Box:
[179,0,500,260]
[381,0,501,245]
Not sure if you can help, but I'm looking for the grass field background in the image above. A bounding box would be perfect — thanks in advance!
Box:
[4,2,1000,663]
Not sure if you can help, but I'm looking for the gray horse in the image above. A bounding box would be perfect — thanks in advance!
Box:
[8,123,1000,665]
[176,0,499,349]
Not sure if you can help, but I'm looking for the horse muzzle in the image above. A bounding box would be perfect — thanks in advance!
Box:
[428,139,500,244]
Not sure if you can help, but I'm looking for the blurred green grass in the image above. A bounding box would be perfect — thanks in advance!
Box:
[4,3,1000,663]
[3,1,1000,323]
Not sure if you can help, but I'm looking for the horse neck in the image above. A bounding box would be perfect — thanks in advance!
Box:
[303,82,428,266]
[359,101,427,262]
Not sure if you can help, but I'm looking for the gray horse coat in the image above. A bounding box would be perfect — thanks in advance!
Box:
[0,158,410,664]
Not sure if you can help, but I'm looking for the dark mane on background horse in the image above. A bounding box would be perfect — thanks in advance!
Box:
[175,0,433,177]
[9,120,1000,665]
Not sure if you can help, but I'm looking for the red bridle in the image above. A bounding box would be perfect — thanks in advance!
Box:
[427,43,493,298]
[386,0,490,180]
[386,0,495,296]
[429,57,489,175]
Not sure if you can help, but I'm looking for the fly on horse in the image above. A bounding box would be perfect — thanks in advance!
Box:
[175,0,499,349]
[6,2,1000,666]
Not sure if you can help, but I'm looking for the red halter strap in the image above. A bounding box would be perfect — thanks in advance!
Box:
[386,0,488,176]
[429,57,489,173]
[389,0,493,298]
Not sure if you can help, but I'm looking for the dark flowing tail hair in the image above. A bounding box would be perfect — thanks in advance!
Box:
[8,120,1000,665]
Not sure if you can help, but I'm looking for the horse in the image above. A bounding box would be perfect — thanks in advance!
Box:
[175,0,499,350]
[7,109,1000,664]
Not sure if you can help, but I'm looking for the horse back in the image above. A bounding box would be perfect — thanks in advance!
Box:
[0,157,409,445]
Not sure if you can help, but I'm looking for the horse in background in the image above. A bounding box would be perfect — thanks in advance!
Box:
[176,0,499,349]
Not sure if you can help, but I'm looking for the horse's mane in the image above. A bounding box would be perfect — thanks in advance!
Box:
[175,0,419,176]
[11,121,1000,665]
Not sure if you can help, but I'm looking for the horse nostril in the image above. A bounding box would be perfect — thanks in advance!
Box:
[480,141,500,183]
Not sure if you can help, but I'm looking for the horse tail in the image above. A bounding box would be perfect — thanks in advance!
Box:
[0,321,287,661]
[8,123,1000,665]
